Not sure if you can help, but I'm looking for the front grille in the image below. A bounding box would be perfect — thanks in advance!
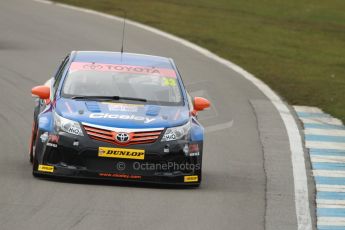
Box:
[83,124,163,146]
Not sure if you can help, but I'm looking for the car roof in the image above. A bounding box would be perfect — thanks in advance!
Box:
[72,51,175,69]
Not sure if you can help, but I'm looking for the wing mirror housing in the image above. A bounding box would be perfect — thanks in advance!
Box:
[31,85,50,100]
[192,97,210,115]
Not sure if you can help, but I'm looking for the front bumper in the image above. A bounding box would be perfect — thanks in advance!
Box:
[34,132,203,186]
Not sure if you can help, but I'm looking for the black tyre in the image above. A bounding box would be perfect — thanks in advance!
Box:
[29,121,37,164]
[32,130,44,177]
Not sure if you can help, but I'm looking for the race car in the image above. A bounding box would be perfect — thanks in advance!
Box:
[29,51,210,186]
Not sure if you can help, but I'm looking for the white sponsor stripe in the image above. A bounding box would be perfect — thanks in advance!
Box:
[300,117,343,126]
[306,141,345,150]
[305,129,345,137]
[294,106,323,114]
[313,170,345,177]
[33,1,313,229]
[317,200,345,206]
[317,185,345,192]
[318,217,345,226]
[311,156,345,163]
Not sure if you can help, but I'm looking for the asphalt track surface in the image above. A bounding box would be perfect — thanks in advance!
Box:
[0,1,312,229]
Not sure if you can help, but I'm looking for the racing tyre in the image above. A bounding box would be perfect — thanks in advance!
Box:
[32,130,44,178]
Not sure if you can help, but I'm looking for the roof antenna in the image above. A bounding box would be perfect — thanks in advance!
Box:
[119,9,127,58]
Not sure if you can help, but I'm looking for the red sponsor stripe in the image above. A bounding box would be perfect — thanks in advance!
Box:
[132,136,160,141]
[133,131,161,137]
[70,62,177,78]
[87,131,114,141]
[84,126,113,136]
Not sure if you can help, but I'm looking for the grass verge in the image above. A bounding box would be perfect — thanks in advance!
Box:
[54,0,345,122]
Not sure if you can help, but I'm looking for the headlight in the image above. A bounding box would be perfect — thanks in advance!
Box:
[54,113,83,136]
[161,121,191,142]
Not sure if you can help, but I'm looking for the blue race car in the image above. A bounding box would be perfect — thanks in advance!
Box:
[29,51,210,186]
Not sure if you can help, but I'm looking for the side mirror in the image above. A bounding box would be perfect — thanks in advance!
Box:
[31,85,50,100]
[193,97,210,112]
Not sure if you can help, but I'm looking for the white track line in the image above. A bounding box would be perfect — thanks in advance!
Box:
[306,141,345,150]
[311,156,345,163]
[32,1,313,229]
[317,185,345,193]
[318,217,345,226]
[294,106,323,114]
[305,129,345,137]
[300,117,343,126]
[313,170,345,177]
[205,120,234,134]
[317,201,345,206]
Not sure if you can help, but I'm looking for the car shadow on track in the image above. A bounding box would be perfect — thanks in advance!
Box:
[34,175,199,190]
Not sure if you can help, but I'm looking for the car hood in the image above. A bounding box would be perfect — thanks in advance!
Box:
[55,98,190,128]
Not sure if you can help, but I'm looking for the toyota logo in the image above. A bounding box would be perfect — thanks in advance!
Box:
[116,133,130,142]
[83,64,103,70]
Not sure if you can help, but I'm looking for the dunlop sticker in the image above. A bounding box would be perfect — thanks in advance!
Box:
[184,175,198,183]
[98,147,145,160]
[38,164,54,173]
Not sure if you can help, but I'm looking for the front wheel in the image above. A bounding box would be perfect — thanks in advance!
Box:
[32,130,44,178]
[29,120,38,164]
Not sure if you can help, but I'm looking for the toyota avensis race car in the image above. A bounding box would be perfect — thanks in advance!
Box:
[29,51,210,186]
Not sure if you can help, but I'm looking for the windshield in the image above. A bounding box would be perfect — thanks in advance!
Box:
[62,62,183,105]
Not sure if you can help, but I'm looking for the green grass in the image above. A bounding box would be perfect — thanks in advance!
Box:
[54,0,345,122]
